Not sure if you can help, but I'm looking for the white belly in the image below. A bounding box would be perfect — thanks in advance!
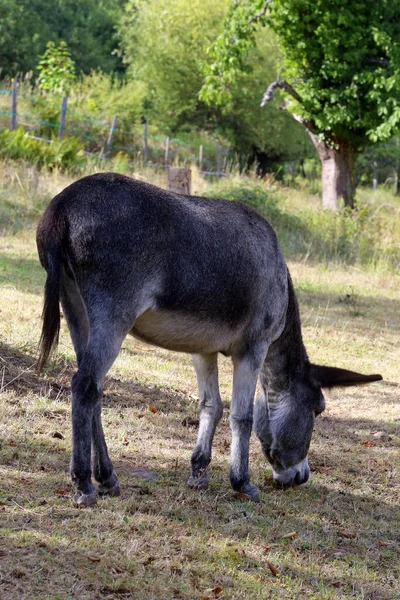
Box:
[130,308,241,355]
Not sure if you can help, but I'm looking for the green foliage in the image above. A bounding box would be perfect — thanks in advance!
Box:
[202,0,400,151]
[0,0,126,77]
[120,0,312,165]
[205,180,400,269]
[120,0,228,132]
[0,128,85,172]
[37,42,76,95]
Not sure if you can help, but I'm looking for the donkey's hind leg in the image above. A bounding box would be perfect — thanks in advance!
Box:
[61,275,117,497]
[70,314,128,508]
[60,272,89,366]
[188,353,223,491]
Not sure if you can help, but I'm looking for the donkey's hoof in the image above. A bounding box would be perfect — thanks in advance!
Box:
[98,483,121,497]
[73,491,97,508]
[98,473,121,497]
[187,472,209,491]
[235,482,261,503]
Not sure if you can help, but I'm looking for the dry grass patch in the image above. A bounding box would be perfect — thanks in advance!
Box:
[1,166,399,599]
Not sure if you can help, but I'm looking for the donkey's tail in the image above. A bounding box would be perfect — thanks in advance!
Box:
[37,239,62,374]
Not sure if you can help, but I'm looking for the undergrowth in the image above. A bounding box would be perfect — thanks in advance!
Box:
[0,128,85,172]
[206,180,400,271]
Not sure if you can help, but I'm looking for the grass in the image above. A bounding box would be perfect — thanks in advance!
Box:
[0,162,399,599]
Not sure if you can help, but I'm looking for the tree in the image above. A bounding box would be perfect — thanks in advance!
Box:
[37,42,76,95]
[120,0,311,167]
[201,0,400,208]
[0,0,126,77]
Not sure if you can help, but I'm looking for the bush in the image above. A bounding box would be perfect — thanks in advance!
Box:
[0,128,85,172]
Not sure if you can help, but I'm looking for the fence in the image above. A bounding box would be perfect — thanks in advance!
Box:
[0,80,232,176]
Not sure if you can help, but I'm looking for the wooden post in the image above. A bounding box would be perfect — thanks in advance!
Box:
[165,136,170,165]
[216,141,222,177]
[199,145,203,172]
[143,121,148,163]
[168,167,191,195]
[11,76,17,131]
[59,96,68,139]
[105,115,118,158]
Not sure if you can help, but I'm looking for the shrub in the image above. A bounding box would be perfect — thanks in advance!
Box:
[0,128,85,172]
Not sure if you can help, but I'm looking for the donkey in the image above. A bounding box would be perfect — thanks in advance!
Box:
[37,173,382,507]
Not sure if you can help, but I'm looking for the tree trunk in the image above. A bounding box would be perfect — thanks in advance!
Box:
[309,135,356,209]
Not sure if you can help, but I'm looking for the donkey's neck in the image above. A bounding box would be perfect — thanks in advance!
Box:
[261,271,308,402]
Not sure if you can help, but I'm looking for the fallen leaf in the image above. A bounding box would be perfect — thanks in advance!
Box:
[55,489,68,496]
[262,545,271,553]
[207,586,223,597]
[338,530,357,539]
[361,441,376,447]
[266,560,279,577]
[282,531,297,540]
[86,554,101,562]
[378,540,390,547]
[287,542,298,557]
[332,580,344,587]
[8,440,16,446]
[147,405,158,413]
[233,492,251,500]
[51,431,64,440]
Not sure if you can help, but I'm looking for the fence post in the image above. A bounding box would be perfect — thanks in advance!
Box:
[11,76,18,131]
[216,141,222,177]
[199,145,203,172]
[105,115,118,158]
[143,121,148,163]
[168,167,191,195]
[59,96,68,139]
[165,136,170,165]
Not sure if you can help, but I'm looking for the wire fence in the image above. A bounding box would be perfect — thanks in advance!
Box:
[0,83,233,175]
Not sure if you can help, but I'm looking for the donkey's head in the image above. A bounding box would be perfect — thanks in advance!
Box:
[254,365,382,488]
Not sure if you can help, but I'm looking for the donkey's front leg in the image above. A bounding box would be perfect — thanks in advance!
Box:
[188,353,223,491]
[229,347,267,501]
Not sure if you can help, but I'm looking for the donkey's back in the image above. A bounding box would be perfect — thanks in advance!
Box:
[37,172,289,362]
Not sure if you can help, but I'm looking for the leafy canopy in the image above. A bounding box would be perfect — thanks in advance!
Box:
[202,0,400,148]
[120,0,310,161]
[0,0,126,76]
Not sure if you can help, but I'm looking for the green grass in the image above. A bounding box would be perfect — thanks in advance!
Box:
[0,162,399,599]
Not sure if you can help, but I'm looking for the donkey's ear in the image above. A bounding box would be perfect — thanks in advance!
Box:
[310,364,382,388]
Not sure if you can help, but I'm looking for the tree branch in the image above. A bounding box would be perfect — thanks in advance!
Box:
[247,0,273,25]
[260,79,302,106]
[261,80,320,136]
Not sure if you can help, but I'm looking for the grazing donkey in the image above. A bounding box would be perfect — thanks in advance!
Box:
[37,173,381,507]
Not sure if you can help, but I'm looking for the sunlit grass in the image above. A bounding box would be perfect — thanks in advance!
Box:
[0,161,399,599]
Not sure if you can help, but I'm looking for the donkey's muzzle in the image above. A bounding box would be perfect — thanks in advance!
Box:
[272,457,310,489]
